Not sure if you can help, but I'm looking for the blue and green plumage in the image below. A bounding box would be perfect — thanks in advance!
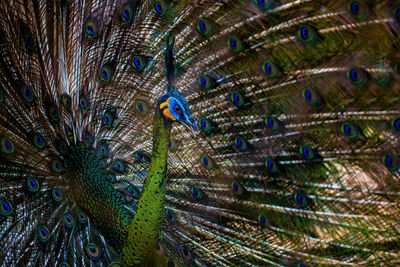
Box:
[1,0,400,266]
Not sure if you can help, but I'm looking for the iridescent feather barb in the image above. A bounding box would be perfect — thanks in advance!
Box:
[1,0,400,266]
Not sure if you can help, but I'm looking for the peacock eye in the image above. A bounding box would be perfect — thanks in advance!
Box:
[230,91,246,107]
[297,24,318,45]
[86,243,101,261]
[201,155,214,169]
[113,160,125,173]
[132,56,147,71]
[52,159,64,173]
[347,0,368,20]
[121,4,135,23]
[293,191,310,208]
[61,93,72,111]
[0,198,13,216]
[198,117,212,133]
[265,158,279,173]
[52,188,63,202]
[383,154,399,172]
[350,1,359,15]
[299,145,316,160]
[258,213,267,227]
[391,117,400,132]
[262,60,280,78]
[64,213,74,228]
[302,88,322,106]
[227,35,244,52]
[37,225,50,243]
[135,100,149,115]
[21,86,34,103]
[1,137,14,154]
[173,105,182,114]
[340,122,360,140]
[85,21,97,39]
[198,20,206,32]
[346,67,367,86]
[99,64,113,82]
[107,173,116,183]
[153,1,167,16]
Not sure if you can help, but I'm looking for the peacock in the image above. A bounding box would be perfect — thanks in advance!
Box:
[0,0,400,266]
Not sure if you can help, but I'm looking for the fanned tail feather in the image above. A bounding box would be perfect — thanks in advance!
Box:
[0,0,400,266]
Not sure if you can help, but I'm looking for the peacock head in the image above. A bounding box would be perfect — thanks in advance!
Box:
[158,89,197,131]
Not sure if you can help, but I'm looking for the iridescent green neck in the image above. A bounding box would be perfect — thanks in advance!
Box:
[68,146,132,251]
[122,107,171,265]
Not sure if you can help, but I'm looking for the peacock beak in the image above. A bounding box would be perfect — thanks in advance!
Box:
[179,117,198,136]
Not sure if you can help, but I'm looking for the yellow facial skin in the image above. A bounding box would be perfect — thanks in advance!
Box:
[159,97,176,121]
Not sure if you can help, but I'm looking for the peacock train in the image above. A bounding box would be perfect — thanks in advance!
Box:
[1,0,400,266]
